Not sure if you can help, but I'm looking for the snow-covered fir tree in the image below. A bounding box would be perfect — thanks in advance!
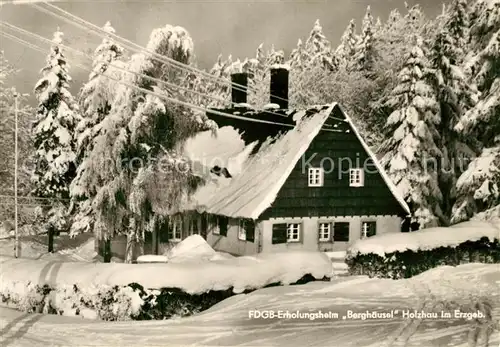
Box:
[266,45,285,65]
[380,36,443,228]
[335,19,358,70]
[289,39,308,71]
[427,0,479,221]
[352,6,377,73]
[374,16,383,34]
[75,21,124,161]
[32,29,80,200]
[69,21,124,235]
[248,45,286,108]
[202,54,233,108]
[303,20,336,71]
[288,38,315,107]
[78,25,215,262]
[452,0,500,222]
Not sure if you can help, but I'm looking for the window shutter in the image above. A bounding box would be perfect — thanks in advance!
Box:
[246,220,255,243]
[219,216,228,236]
[201,214,208,239]
[333,222,350,242]
[367,221,376,237]
[159,220,170,243]
[272,223,287,244]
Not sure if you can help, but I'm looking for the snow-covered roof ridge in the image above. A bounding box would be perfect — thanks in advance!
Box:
[339,106,412,216]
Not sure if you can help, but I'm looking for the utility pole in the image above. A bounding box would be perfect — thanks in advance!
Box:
[13,92,20,258]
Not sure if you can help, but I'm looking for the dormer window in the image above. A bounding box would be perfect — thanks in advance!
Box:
[308,167,324,187]
[210,166,232,178]
[349,168,364,187]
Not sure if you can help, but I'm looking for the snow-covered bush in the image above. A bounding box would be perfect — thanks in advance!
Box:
[0,281,47,313]
[346,222,500,279]
[0,280,143,320]
[0,275,324,321]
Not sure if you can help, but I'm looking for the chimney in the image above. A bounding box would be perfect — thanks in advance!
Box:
[270,67,289,109]
[231,72,248,105]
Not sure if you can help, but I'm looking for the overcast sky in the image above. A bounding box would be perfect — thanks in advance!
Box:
[1,0,448,98]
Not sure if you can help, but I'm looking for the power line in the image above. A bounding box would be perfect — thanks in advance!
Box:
[0,31,89,71]
[1,22,231,107]
[1,28,295,128]
[34,1,291,104]
[1,20,297,121]
[32,3,251,95]
[2,23,342,132]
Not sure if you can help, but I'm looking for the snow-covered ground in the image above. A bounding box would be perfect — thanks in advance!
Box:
[0,233,97,262]
[1,263,499,347]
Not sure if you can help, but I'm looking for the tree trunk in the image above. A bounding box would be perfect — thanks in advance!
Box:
[125,217,136,264]
[136,222,145,258]
[48,226,54,253]
[152,224,158,255]
[103,239,111,263]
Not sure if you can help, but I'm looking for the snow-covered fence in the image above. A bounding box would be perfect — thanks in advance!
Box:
[345,221,500,279]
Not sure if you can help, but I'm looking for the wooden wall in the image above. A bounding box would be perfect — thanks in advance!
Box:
[260,106,407,219]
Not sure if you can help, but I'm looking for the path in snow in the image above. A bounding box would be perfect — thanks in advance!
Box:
[1,263,499,347]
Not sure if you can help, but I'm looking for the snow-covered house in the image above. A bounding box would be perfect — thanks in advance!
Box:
[151,67,411,256]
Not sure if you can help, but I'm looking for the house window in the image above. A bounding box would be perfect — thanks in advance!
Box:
[168,217,182,241]
[238,220,246,241]
[308,168,324,187]
[238,219,255,242]
[318,222,331,242]
[287,223,301,242]
[333,222,349,242]
[349,168,364,187]
[208,215,220,235]
[361,221,376,239]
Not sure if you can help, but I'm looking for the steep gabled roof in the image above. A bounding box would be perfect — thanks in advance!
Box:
[180,103,410,219]
[338,106,411,216]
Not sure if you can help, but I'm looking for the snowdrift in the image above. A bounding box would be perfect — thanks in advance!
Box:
[136,235,234,263]
[0,250,332,295]
[348,221,500,257]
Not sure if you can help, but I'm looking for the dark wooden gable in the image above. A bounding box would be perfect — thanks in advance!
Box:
[259,105,408,219]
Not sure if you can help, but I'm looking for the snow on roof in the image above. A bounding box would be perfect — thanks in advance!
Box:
[340,107,411,215]
[270,63,291,70]
[347,221,500,258]
[181,103,410,219]
[263,103,281,110]
[181,104,335,219]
